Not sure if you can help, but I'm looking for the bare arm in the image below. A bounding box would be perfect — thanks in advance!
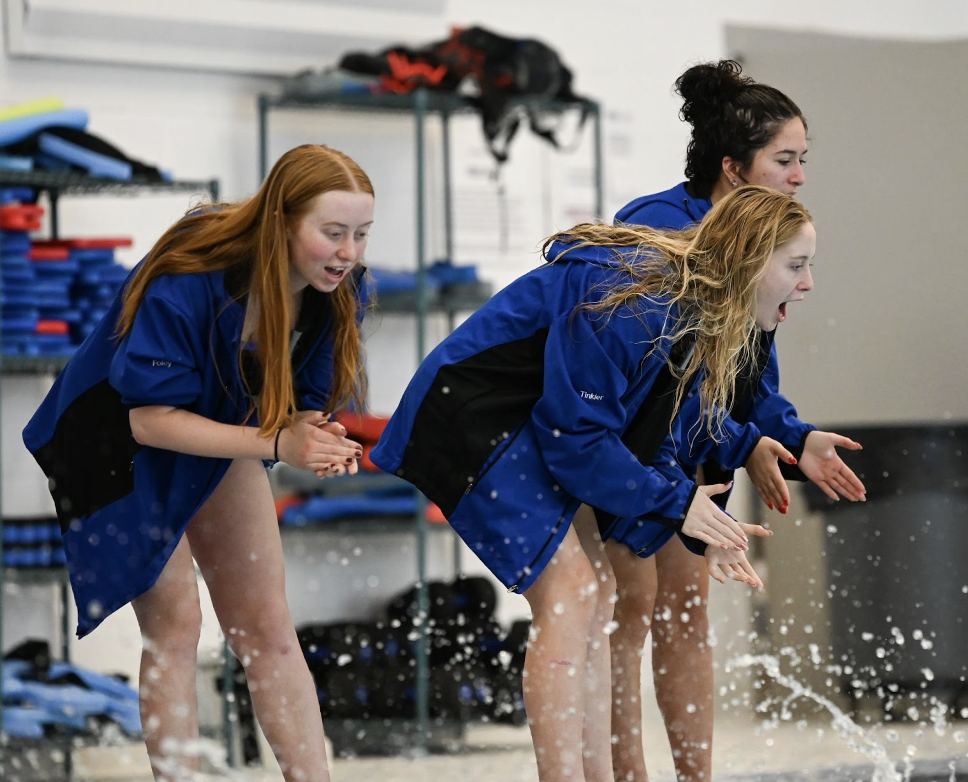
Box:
[129,406,362,473]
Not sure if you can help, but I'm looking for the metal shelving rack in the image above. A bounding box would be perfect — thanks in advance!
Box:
[257,86,603,752]
[0,170,220,754]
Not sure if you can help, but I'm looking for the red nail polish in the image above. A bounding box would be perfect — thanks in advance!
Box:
[788,457,798,464]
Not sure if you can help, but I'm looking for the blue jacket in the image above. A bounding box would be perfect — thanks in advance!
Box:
[614,181,712,230]
[371,241,709,593]
[613,182,815,554]
[23,261,364,636]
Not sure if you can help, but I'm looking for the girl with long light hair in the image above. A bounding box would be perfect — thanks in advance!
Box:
[372,185,817,782]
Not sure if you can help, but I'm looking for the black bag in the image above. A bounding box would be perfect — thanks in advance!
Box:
[338,25,591,163]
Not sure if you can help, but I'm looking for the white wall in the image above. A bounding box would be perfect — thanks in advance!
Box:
[3,0,967,690]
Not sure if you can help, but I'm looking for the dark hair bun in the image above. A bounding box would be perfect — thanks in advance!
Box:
[675,60,752,125]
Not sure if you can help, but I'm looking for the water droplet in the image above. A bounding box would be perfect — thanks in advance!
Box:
[553,602,565,615]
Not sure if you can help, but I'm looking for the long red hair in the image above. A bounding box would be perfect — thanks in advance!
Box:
[116,144,373,436]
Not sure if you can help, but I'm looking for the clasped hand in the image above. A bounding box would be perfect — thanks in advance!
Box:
[682,484,770,589]
[275,410,363,478]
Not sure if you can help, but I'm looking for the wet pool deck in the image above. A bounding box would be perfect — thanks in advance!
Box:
[29,710,964,782]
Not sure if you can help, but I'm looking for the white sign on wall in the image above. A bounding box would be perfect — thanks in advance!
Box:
[2,0,446,75]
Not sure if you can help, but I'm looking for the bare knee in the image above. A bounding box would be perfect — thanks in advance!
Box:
[223,609,299,665]
[609,551,656,649]
[140,603,203,667]
[526,554,600,631]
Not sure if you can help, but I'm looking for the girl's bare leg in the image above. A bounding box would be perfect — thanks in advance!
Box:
[131,535,203,781]
[187,459,329,782]
[572,505,618,782]
[652,536,713,782]
[605,540,658,782]
[522,512,612,782]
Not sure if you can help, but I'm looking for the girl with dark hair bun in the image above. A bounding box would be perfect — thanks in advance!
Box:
[608,61,867,782]
[24,144,374,782]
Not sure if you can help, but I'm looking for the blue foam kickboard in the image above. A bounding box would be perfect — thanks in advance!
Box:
[0,230,32,253]
[3,268,37,283]
[0,154,33,172]
[33,259,80,274]
[1,294,41,308]
[78,265,128,285]
[281,493,418,525]
[368,267,441,294]
[38,132,132,181]
[0,187,35,204]
[40,307,82,323]
[2,315,40,334]
[427,260,479,285]
[39,133,132,179]
[70,248,116,264]
[0,107,89,146]
[2,521,59,544]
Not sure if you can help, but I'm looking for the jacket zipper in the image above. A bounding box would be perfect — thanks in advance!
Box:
[507,506,569,593]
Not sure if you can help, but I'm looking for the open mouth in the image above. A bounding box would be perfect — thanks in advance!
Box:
[324,266,348,282]
[778,301,788,322]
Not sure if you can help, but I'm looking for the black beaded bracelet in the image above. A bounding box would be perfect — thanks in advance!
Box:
[274,428,284,462]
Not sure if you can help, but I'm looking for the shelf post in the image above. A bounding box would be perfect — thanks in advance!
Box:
[592,102,604,219]
[412,87,431,748]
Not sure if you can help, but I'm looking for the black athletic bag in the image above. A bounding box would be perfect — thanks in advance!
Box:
[338,25,591,163]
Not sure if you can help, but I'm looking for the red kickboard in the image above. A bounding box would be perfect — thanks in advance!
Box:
[32,236,133,249]
[334,411,391,443]
[30,246,71,261]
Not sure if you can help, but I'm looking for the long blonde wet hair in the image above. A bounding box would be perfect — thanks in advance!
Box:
[545,185,812,440]
[116,144,373,436]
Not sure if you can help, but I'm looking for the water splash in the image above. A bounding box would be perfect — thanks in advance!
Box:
[726,652,903,782]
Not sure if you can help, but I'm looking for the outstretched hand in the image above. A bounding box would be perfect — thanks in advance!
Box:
[275,410,363,477]
[681,484,760,550]
[704,545,764,589]
[745,436,796,512]
[799,430,866,502]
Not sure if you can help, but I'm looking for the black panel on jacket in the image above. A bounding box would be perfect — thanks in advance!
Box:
[395,329,549,517]
[32,379,142,532]
[593,334,696,537]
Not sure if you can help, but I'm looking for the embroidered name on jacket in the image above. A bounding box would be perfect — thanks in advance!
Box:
[151,360,172,367]
[579,390,604,401]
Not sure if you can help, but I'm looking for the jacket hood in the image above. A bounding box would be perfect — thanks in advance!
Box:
[614,182,710,226]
